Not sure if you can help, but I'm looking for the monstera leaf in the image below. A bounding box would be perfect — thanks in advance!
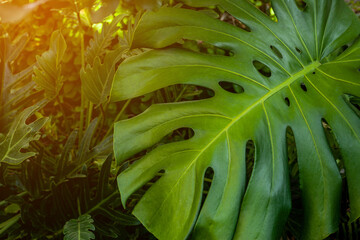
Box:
[111,0,360,239]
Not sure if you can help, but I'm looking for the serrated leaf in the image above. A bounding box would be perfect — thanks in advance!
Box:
[121,11,143,48]
[0,32,34,119]
[0,105,48,165]
[85,14,125,65]
[112,1,360,239]
[5,33,29,64]
[81,47,128,105]
[63,214,95,240]
[32,30,67,98]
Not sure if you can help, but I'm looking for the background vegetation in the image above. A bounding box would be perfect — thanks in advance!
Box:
[0,0,359,239]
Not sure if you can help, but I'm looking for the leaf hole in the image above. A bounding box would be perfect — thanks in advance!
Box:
[343,94,360,118]
[200,167,214,210]
[159,127,195,146]
[284,127,303,239]
[247,1,277,22]
[294,0,307,11]
[125,169,165,210]
[270,45,283,59]
[220,12,251,32]
[349,95,360,111]
[218,81,244,94]
[150,84,214,105]
[253,60,272,78]
[284,97,290,106]
[300,83,307,92]
[295,47,302,54]
[337,45,349,56]
[181,39,234,56]
[245,140,255,187]
[321,118,344,176]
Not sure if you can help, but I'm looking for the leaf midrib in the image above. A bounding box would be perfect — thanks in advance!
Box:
[147,61,321,223]
[228,61,320,131]
[225,0,305,68]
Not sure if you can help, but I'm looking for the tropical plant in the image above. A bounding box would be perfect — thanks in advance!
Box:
[63,214,95,240]
[0,0,147,239]
[112,0,360,239]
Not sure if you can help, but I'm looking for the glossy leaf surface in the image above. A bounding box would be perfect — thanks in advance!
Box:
[112,1,360,239]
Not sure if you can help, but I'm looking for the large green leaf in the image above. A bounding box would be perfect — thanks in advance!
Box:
[111,0,360,239]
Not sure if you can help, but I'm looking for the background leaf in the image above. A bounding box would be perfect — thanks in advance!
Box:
[0,104,48,165]
[32,30,67,98]
[81,47,128,105]
[85,14,125,65]
[63,214,95,240]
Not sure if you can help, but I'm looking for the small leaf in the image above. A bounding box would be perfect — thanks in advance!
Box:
[81,47,127,105]
[85,14,125,65]
[32,30,67,98]
[122,11,143,48]
[4,203,20,214]
[63,214,95,240]
[0,105,48,165]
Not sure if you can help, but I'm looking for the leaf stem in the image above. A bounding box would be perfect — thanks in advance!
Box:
[75,0,86,140]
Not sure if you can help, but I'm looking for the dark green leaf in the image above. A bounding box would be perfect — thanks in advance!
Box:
[112,1,360,239]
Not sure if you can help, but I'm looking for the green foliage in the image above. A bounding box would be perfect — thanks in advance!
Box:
[63,214,95,240]
[81,46,128,105]
[0,1,146,239]
[85,14,126,65]
[1,0,360,239]
[112,0,360,239]
[32,30,67,98]
[0,105,48,165]
[0,30,38,131]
